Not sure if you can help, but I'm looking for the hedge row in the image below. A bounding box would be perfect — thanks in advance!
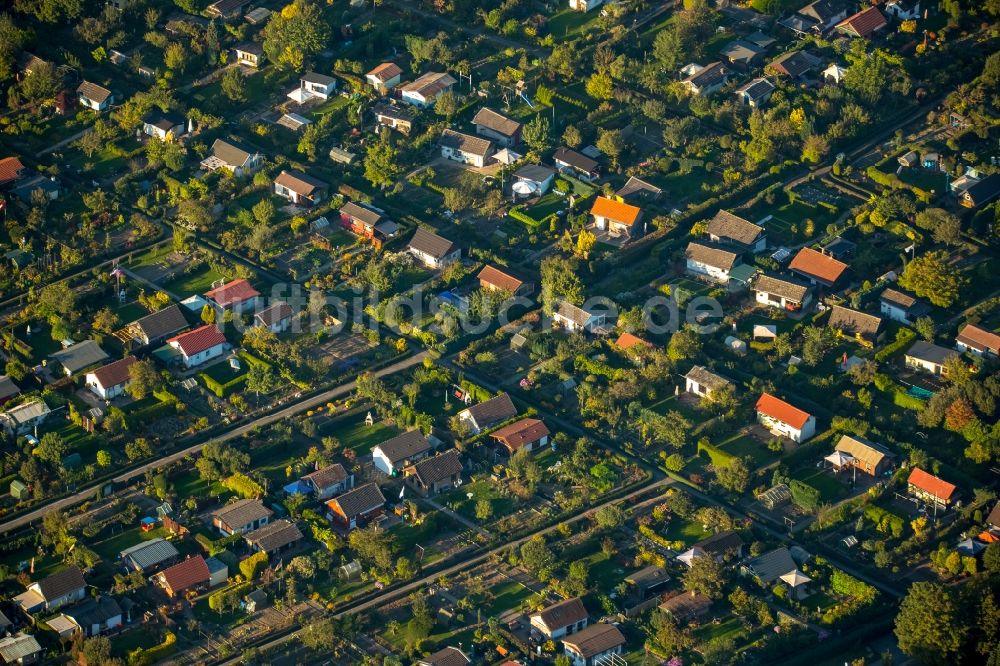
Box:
[789,479,820,510]
[222,472,264,498]
[125,400,177,430]
[508,205,548,228]
[199,371,246,398]
[553,91,589,110]
[893,389,925,411]
[874,327,916,362]
[128,631,176,666]
[697,439,736,467]
[863,504,906,537]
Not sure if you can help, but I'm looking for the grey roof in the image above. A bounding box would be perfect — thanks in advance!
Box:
[799,0,848,23]
[409,227,456,259]
[62,596,122,628]
[399,71,456,99]
[440,129,494,158]
[905,340,957,366]
[463,393,517,428]
[745,31,777,48]
[417,647,471,666]
[685,365,732,392]
[753,274,811,303]
[513,163,556,183]
[721,40,765,64]
[409,449,463,486]
[276,113,311,131]
[244,519,304,553]
[302,71,336,86]
[34,566,86,601]
[330,482,385,518]
[372,103,415,122]
[746,547,796,583]
[0,634,42,663]
[340,201,384,226]
[134,304,188,342]
[145,114,184,131]
[77,81,112,104]
[0,376,20,401]
[736,77,775,101]
[235,42,263,55]
[303,463,349,490]
[827,305,883,339]
[213,498,273,530]
[553,147,599,173]
[615,176,663,200]
[695,530,744,557]
[685,242,740,271]
[561,623,626,658]
[120,538,179,571]
[557,300,597,327]
[49,340,109,374]
[1,400,49,426]
[708,210,764,246]
[211,138,257,167]
[375,429,431,464]
[472,107,522,137]
[660,593,712,621]
[684,62,728,89]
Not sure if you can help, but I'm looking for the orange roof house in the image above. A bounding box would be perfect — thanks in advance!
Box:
[907,468,957,506]
[615,332,653,351]
[755,393,816,443]
[478,265,532,295]
[204,278,261,311]
[789,247,848,286]
[835,7,887,39]
[155,556,210,597]
[590,196,643,239]
[490,418,551,455]
[0,157,25,185]
[956,323,1000,357]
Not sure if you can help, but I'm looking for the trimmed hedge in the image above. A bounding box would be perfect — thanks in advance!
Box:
[893,389,925,411]
[874,327,916,362]
[199,370,246,398]
[790,479,820,510]
[863,504,906,537]
[128,631,176,666]
[697,439,736,467]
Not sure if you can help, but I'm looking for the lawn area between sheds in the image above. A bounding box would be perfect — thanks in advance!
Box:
[792,468,849,503]
[442,479,514,521]
[92,525,169,561]
[322,419,400,457]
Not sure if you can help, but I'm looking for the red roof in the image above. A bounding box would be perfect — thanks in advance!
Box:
[158,555,209,594]
[367,62,403,82]
[490,418,550,452]
[0,157,24,185]
[789,247,848,285]
[88,355,137,389]
[957,323,1000,354]
[907,468,957,502]
[756,392,812,430]
[478,265,524,292]
[615,332,652,351]
[836,7,887,38]
[204,279,260,307]
[591,196,642,224]
[168,325,227,357]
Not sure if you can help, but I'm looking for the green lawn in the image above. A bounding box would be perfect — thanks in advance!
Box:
[717,433,776,468]
[111,627,163,659]
[522,192,566,222]
[323,420,400,457]
[162,263,225,296]
[658,517,711,545]
[480,580,537,617]
[647,394,697,420]
[92,525,169,561]
[442,479,513,520]
[792,468,849,502]
[546,8,600,37]
[112,301,150,325]
[693,617,745,645]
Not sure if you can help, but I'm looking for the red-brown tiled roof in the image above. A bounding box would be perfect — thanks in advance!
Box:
[957,323,1000,354]
[490,418,550,452]
[591,196,641,225]
[204,279,260,307]
[615,332,652,351]
[789,247,848,285]
[167,325,227,357]
[367,62,403,82]
[0,157,25,185]
[255,302,293,327]
[158,556,209,594]
[907,468,957,502]
[756,392,812,430]
[836,6,887,38]
[88,355,137,389]
[478,265,524,292]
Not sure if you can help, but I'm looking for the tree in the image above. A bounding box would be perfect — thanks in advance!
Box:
[594,504,625,530]
[715,457,750,493]
[801,134,829,164]
[683,554,723,598]
[522,115,551,152]
[475,498,493,522]
[36,432,67,466]
[13,0,82,22]
[20,60,61,102]
[164,42,187,72]
[898,250,964,308]
[0,13,29,83]
[221,66,247,102]
[585,72,614,100]
[92,308,119,334]
[649,609,690,656]
[540,256,584,313]
[240,551,268,581]
[843,42,910,107]
[442,187,472,213]
[563,125,582,148]
[914,316,936,342]
[595,128,626,170]
[520,536,555,579]
[575,229,597,259]
[262,0,331,70]
[406,593,433,650]
[6,359,29,382]
[667,325,701,361]
[246,363,277,405]
[125,438,152,462]
[508,447,542,494]
[127,359,161,400]
[348,526,395,572]
[81,636,112,666]
[894,582,965,664]
[433,90,457,120]
[364,137,402,189]
[563,560,590,597]
[96,450,112,467]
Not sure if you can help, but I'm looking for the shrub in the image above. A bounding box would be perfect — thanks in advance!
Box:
[222,472,263,498]
[789,479,820,510]
[874,327,916,362]
[893,390,925,411]
[128,631,177,666]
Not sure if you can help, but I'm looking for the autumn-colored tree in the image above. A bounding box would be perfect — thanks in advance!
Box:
[944,398,976,431]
